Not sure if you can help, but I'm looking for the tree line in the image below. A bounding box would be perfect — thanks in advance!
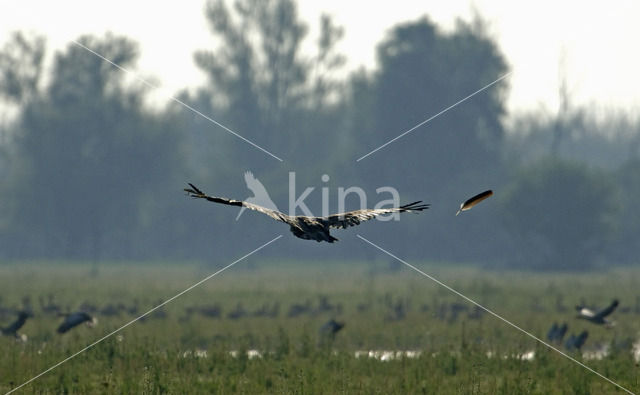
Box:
[1,0,638,269]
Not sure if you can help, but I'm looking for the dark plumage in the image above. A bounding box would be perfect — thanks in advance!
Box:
[1,311,32,339]
[565,330,589,351]
[546,322,558,341]
[320,319,345,336]
[576,299,619,327]
[556,323,568,341]
[546,322,568,342]
[57,312,97,334]
[184,183,429,243]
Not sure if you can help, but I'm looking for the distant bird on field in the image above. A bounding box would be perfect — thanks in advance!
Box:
[576,299,619,327]
[546,322,558,341]
[57,312,97,334]
[2,311,32,340]
[188,304,222,319]
[252,302,279,318]
[456,190,493,216]
[546,322,568,342]
[287,300,312,318]
[319,319,345,343]
[39,294,62,315]
[565,330,589,351]
[227,303,248,320]
[185,183,429,243]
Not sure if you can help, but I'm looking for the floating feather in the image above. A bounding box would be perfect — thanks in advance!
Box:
[456,190,493,216]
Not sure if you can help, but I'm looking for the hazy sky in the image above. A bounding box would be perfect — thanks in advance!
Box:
[2,1,639,118]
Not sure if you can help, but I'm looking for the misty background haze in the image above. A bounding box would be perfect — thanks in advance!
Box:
[1,0,639,270]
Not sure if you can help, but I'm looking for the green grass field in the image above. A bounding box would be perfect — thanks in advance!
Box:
[1,260,639,394]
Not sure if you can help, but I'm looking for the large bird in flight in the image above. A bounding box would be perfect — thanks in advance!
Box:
[185,183,429,243]
[576,299,619,327]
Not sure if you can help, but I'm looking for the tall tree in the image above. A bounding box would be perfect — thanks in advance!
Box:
[193,0,306,161]
[0,32,46,252]
[191,0,347,168]
[0,32,45,105]
[348,16,510,260]
[310,14,346,109]
[613,158,640,263]
[357,16,508,190]
[0,32,45,174]
[8,34,184,260]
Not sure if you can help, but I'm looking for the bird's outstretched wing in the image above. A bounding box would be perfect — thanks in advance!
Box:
[185,183,289,224]
[2,314,27,335]
[595,299,619,319]
[324,201,429,229]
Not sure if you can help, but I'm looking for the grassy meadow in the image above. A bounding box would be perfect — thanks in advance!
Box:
[0,260,639,394]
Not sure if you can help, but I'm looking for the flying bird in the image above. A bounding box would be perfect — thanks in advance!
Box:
[576,299,619,327]
[57,312,97,334]
[184,183,429,243]
[456,190,493,216]
[1,311,32,340]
